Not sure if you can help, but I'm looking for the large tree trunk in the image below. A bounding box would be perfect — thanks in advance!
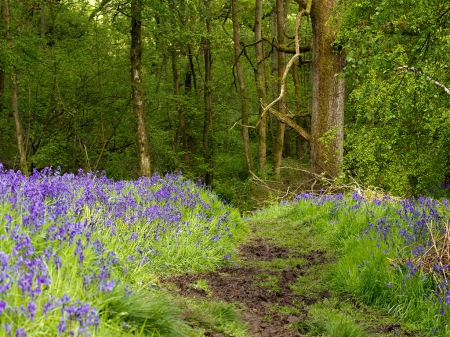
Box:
[310,0,345,178]
[171,50,190,166]
[273,0,288,179]
[3,0,28,175]
[232,0,254,174]
[201,0,213,185]
[255,0,267,170]
[130,0,151,177]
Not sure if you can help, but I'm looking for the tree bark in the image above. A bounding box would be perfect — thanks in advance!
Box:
[130,0,151,177]
[0,1,4,116]
[201,0,213,185]
[310,0,345,178]
[255,0,267,170]
[171,49,190,166]
[232,0,254,174]
[3,0,28,175]
[292,63,308,160]
[273,0,288,179]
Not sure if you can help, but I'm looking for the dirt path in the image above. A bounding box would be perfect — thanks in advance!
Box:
[162,221,415,337]
[163,235,331,337]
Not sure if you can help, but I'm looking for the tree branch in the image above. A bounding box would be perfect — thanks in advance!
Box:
[257,9,311,141]
[389,65,450,96]
[263,37,311,54]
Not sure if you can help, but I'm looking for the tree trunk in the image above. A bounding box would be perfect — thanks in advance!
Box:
[201,0,213,185]
[187,45,197,95]
[130,0,151,177]
[171,49,190,166]
[11,73,28,175]
[232,0,254,174]
[3,0,28,175]
[292,63,307,160]
[310,0,345,178]
[164,52,178,169]
[273,0,288,179]
[255,0,267,170]
[0,0,4,115]
[0,64,4,116]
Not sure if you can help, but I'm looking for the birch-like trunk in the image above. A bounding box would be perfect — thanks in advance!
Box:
[273,0,288,179]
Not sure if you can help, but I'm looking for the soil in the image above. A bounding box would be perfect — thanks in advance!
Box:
[162,236,331,337]
[162,235,414,336]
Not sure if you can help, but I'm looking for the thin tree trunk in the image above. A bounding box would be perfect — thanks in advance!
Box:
[40,2,45,39]
[310,0,345,178]
[0,2,4,116]
[171,50,190,166]
[273,0,288,179]
[3,0,28,175]
[255,0,267,170]
[164,53,177,169]
[130,0,151,177]
[11,73,28,175]
[187,45,197,94]
[201,0,213,185]
[292,64,304,160]
[269,9,277,148]
[0,65,4,116]
[232,0,254,173]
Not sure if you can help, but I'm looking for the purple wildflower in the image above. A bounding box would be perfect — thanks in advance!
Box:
[14,328,26,337]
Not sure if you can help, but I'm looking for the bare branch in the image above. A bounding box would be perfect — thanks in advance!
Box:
[263,37,311,54]
[256,9,311,141]
[389,65,450,96]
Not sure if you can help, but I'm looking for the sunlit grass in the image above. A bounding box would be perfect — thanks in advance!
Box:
[252,191,450,336]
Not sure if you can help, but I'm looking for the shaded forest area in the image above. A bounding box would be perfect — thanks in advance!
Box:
[1,0,450,208]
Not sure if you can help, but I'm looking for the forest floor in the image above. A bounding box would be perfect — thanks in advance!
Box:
[162,217,418,336]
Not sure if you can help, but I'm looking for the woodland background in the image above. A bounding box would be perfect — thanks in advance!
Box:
[1,0,449,208]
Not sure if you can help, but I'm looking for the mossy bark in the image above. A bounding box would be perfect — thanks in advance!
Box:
[310,0,345,178]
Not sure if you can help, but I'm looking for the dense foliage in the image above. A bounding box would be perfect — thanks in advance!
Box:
[2,0,448,201]
[336,0,450,196]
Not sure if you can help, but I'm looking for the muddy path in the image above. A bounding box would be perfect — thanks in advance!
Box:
[162,234,331,337]
[162,224,414,337]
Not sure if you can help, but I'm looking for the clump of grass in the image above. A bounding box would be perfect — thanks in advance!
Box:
[253,191,450,335]
[297,300,366,337]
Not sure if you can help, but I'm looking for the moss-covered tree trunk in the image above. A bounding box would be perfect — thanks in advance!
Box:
[130,0,151,177]
[171,50,189,167]
[310,0,345,178]
[232,0,254,174]
[201,0,214,185]
[3,0,28,175]
[255,0,267,170]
